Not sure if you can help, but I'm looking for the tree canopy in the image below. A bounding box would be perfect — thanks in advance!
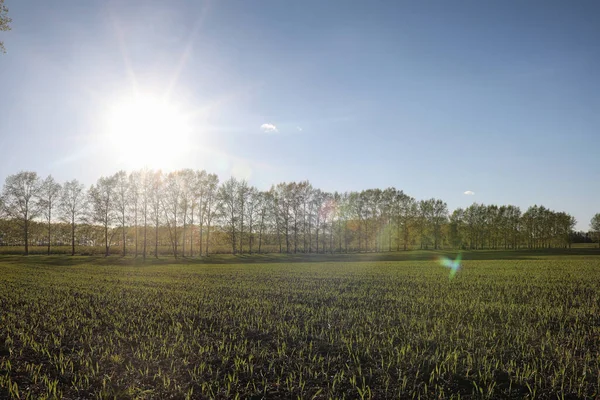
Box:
[0,169,588,257]
[0,0,11,53]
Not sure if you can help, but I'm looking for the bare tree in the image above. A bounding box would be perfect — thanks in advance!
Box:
[311,189,326,253]
[255,191,270,253]
[39,175,61,254]
[274,183,292,253]
[202,173,219,256]
[163,171,182,258]
[129,171,141,257]
[270,186,283,253]
[179,169,195,257]
[300,182,312,252]
[1,172,42,255]
[245,186,258,253]
[238,180,250,253]
[191,170,208,257]
[149,171,163,258]
[139,169,151,260]
[59,179,86,256]
[290,183,303,254]
[113,171,129,257]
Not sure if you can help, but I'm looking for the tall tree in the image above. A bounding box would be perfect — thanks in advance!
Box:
[245,186,258,253]
[393,192,416,251]
[1,172,42,255]
[163,171,182,258]
[255,191,270,253]
[449,208,465,249]
[149,171,163,258]
[202,173,219,256]
[113,171,129,256]
[338,192,351,253]
[589,213,600,248]
[299,182,312,253]
[39,176,61,255]
[89,176,116,257]
[218,177,239,254]
[237,180,250,253]
[273,183,293,253]
[139,169,151,260]
[417,200,432,249]
[311,189,326,253]
[191,170,208,257]
[129,171,141,257]
[431,199,448,250]
[178,169,195,257]
[381,188,395,252]
[59,179,86,256]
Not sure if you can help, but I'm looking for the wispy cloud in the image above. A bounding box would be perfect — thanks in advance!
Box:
[296,126,303,132]
[464,190,475,195]
[260,123,278,133]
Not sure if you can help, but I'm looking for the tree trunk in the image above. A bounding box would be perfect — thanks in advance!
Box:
[47,205,51,255]
[329,222,334,254]
[189,206,194,257]
[199,222,203,257]
[24,216,29,256]
[105,223,109,257]
[155,218,159,258]
[303,203,307,253]
[240,207,244,255]
[71,214,76,256]
[173,206,178,258]
[182,210,187,257]
[205,222,211,256]
[308,219,312,253]
[388,220,392,252]
[258,221,263,253]
[122,212,126,257]
[134,206,138,257]
[294,218,297,254]
[143,213,147,260]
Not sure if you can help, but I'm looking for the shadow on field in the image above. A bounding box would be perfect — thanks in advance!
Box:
[0,248,599,267]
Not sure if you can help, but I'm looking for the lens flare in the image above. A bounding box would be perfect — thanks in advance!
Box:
[438,253,462,279]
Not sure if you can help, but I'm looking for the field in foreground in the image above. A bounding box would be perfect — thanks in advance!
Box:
[1,253,599,399]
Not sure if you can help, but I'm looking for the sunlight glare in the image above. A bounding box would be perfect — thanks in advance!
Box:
[106,94,192,168]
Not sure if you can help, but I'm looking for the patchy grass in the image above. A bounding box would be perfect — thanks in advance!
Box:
[1,255,599,398]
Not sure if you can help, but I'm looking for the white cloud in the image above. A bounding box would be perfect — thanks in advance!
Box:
[260,123,278,133]
[464,190,475,195]
[296,126,303,132]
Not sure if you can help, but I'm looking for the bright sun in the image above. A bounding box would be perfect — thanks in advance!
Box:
[106,94,192,168]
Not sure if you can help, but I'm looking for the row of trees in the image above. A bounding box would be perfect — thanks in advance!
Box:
[0,170,597,257]
[449,204,579,250]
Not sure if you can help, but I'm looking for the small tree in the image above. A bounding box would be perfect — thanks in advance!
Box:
[591,213,600,248]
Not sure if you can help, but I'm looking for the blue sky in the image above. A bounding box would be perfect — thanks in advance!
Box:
[0,0,598,229]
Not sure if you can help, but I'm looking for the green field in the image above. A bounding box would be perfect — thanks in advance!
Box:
[1,252,599,399]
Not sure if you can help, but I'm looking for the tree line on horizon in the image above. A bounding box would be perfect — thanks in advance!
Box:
[0,170,598,257]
